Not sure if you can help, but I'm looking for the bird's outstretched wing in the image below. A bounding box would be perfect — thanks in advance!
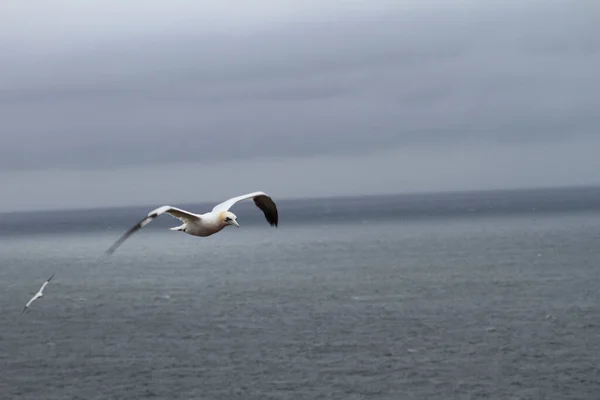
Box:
[21,294,39,314]
[39,273,55,292]
[212,191,278,227]
[105,206,201,255]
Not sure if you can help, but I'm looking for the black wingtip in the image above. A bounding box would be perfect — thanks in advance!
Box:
[104,241,122,256]
[104,215,150,256]
[104,244,117,256]
[253,194,279,228]
[105,243,120,256]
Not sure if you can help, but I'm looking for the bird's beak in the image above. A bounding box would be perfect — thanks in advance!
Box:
[232,220,240,228]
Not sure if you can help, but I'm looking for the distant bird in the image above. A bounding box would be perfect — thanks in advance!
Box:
[105,191,278,255]
[21,273,54,315]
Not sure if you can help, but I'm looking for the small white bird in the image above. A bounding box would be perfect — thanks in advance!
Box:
[106,191,279,255]
[21,273,54,315]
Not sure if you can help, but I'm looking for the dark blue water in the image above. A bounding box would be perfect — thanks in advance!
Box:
[1,186,600,399]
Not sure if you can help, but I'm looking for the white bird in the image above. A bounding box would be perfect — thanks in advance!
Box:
[105,191,279,255]
[21,273,54,315]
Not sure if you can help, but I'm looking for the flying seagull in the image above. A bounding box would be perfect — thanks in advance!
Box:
[105,191,278,255]
[21,273,54,315]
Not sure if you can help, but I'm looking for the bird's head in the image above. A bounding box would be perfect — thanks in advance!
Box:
[220,211,239,227]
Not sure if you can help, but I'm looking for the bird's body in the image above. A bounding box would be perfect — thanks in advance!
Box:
[21,273,54,315]
[106,191,278,255]
[177,211,223,237]
[161,207,229,237]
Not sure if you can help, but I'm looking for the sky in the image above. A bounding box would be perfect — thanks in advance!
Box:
[1,0,599,211]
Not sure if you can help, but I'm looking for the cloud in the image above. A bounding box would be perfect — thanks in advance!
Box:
[1,136,599,212]
[0,0,599,210]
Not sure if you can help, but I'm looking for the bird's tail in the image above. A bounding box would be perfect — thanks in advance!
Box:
[169,224,186,232]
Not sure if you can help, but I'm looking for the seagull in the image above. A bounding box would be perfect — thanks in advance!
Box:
[21,273,54,315]
[105,191,279,255]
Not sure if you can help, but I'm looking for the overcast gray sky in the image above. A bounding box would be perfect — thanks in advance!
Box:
[1,0,599,211]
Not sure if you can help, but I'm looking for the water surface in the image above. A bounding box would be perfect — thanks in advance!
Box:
[1,187,600,399]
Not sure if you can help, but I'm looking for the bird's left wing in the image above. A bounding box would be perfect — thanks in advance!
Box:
[22,294,38,312]
[105,206,201,255]
[212,191,278,227]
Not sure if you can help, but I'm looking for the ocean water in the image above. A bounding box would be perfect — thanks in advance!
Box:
[1,187,600,399]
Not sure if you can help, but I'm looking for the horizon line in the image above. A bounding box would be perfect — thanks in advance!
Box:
[2,183,599,216]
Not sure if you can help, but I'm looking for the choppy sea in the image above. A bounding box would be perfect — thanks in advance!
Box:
[1,186,599,399]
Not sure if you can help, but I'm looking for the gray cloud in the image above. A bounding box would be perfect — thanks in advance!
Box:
[1,1,598,171]
[0,1,599,210]
[1,138,599,212]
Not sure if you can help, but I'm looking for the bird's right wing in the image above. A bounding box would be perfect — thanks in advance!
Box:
[212,191,278,227]
[105,206,200,255]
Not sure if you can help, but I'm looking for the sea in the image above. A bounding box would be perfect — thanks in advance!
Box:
[1,186,599,400]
